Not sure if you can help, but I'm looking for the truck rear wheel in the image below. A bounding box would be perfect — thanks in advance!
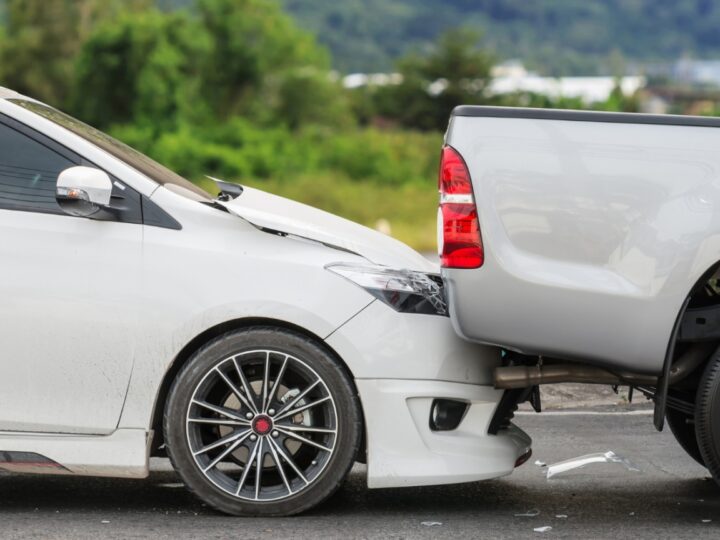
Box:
[695,348,720,485]
[666,409,704,466]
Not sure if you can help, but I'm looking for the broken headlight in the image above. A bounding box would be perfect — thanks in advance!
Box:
[326,262,448,316]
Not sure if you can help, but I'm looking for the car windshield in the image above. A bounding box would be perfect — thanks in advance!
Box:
[9,99,214,202]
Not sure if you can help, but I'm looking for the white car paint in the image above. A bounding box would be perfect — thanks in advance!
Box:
[0,90,529,494]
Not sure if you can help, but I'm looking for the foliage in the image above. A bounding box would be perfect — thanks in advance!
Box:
[0,0,150,107]
[109,120,441,186]
[73,9,206,130]
[373,28,495,131]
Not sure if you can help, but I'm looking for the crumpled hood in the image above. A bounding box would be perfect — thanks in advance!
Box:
[219,186,437,272]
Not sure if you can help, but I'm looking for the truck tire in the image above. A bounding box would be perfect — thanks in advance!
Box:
[695,348,720,485]
[666,408,704,466]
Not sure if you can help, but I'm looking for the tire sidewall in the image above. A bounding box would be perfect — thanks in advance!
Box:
[694,349,720,479]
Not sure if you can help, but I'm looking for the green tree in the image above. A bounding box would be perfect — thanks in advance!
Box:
[195,0,328,121]
[374,28,494,131]
[272,69,353,130]
[0,0,150,107]
[72,9,208,130]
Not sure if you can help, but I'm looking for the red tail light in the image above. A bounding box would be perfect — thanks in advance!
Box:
[438,146,483,268]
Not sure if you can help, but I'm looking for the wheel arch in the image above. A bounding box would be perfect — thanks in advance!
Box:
[655,258,720,429]
[148,317,362,455]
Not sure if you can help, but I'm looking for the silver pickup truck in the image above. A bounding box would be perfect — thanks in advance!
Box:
[439,106,720,486]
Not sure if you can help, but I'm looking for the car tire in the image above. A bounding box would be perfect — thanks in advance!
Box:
[164,326,362,516]
[666,408,704,466]
[695,347,720,486]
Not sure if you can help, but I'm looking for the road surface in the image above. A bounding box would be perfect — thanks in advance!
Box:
[1,409,717,539]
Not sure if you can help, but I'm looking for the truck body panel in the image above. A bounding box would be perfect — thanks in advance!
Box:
[444,107,720,373]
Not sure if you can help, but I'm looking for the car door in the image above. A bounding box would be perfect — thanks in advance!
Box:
[0,115,143,434]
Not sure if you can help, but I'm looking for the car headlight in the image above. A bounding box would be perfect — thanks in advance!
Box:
[325,262,448,316]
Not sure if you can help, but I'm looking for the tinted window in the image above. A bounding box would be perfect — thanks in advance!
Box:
[0,121,75,214]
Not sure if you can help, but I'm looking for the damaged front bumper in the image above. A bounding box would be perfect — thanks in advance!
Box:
[326,300,532,488]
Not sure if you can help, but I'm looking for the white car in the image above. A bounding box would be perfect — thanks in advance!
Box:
[0,87,530,516]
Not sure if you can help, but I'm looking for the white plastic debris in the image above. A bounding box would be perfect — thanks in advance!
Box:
[534,526,552,533]
[420,521,442,527]
[546,450,640,479]
[702,519,712,523]
[555,514,568,519]
[534,460,547,467]
[101,520,110,524]
[515,509,541,517]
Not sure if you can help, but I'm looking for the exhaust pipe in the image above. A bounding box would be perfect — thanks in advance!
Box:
[494,344,715,390]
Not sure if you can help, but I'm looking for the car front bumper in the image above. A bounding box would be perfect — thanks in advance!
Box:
[326,300,532,488]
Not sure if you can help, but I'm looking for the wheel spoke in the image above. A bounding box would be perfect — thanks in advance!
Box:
[192,399,246,422]
[202,431,252,473]
[235,439,260,496]
[188,349,339,502]
[276,427,332,452]
[279,425,336,435]
[268,437,308,484]
[187,417,249,427]
[276,379,321,417]
[193,428,250,457]
[215,367,257,414]
[275,396,331,421]
[266,355,289,410]
[232,357,259,414]
[261,352,270,413]
[254,438,264,500]
[267,436,293,495]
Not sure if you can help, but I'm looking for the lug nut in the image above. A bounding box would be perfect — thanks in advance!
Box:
[250,434,258,441]
[272,431,279,438]
[245,412,253,419]
[268,408,276,415]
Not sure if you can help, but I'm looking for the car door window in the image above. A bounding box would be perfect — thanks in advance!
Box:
[0,120,75,215]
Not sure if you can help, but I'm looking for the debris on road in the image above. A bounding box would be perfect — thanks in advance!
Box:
[534,526,553,532]
[514,509,541,517]
[534,460,547,467]
[546,450,640,479]
[420,521,442,527]
[555,514,568,519]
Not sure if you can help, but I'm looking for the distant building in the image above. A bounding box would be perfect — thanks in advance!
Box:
[672,59,720,86]
[342,61,646,105]
[489,61,646,104]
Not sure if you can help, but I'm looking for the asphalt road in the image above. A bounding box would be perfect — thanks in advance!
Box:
[1,409,717,539]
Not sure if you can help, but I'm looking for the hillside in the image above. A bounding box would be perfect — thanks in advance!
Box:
[3,1,720,75]
[282,0,720,74]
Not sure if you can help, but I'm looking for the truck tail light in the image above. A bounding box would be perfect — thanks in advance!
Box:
[438,146,484,268]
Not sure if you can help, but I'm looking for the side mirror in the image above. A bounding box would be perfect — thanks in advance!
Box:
[56,166,113,218]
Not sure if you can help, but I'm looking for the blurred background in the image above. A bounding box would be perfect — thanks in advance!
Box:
[1,0,720,250]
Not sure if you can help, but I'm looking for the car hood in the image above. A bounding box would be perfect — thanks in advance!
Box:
[219,186,437,272]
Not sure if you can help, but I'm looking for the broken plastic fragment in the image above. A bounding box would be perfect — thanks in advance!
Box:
[546,451,640,479]
[534,526,552,533]
[420,521,442,527]
[515,509,541,517]
[555,515,568,519]
[534,460,547,467]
